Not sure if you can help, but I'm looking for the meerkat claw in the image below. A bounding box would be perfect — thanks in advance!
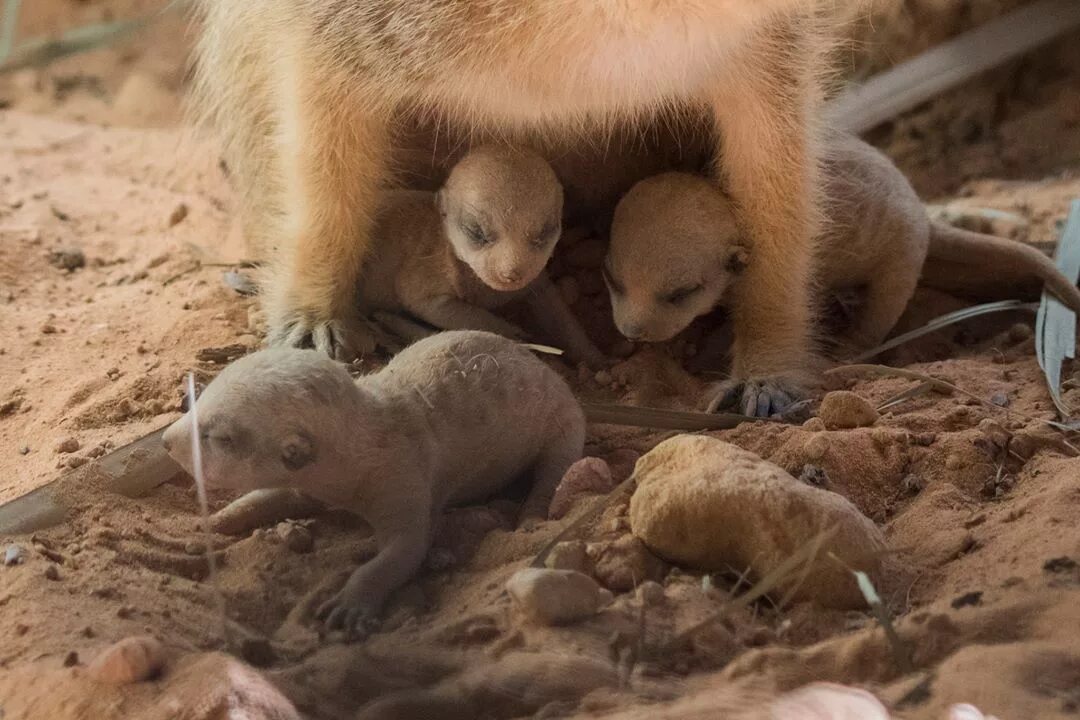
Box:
[707,378,802,419]
[269,316,368,362]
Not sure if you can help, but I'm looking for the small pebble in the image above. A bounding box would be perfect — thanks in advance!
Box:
[990,392,1009,407]
[594,370,613,386]
[4,544,27,566]
[544,540,592,574]
[902,474,925,496]
[19,446,30,455]
[87,635,165,685]
[275,522,314,553]
[817,391,879,429]
[168,203,189,227]
[798,464,829,487]
[802,417,826,432]
[55,437,80,454]
[44,564,60,581]
[506,568,612,626]
[637,581,665,606]
[48,246,86,271]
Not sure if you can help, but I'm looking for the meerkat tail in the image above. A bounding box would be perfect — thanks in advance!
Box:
[927,222,1080,315]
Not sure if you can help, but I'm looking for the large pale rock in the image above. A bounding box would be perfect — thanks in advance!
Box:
[87,635,165,685]
[628,436,885,609]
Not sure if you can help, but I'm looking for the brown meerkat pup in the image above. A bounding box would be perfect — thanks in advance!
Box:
[604,133,1080,411]
[189,0,831,417]
[161,331,585,638]
[361,145,604,368]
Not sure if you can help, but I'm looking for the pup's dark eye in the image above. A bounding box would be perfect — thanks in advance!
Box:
[531,222,559,248]
[462,221,491,248]
[602,264,624,295]
[663,284,703,305]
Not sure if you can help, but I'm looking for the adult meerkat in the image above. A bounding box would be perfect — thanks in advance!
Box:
[603,133,1080,412]
[361,145,604,368]
[190,0,829,417]
[162,332,585,637]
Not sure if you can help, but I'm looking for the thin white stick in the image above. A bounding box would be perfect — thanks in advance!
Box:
[186,372,231,644]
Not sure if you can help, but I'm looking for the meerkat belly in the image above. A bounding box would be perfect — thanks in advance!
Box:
[420,20,738,123]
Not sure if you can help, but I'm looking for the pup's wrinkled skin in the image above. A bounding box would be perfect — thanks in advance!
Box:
[190,0,830,416]
[605,133,1080,415]
[162,331,585,639]
[362,146,603,367]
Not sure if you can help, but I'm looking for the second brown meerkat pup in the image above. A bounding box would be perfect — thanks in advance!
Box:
[361,145,604,368]
[190,0,831,417]
[604,133,1080,410]
[162,331,586,638]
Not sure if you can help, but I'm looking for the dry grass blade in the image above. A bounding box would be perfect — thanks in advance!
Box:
[1036,199,1080,420]
[0,0,20,63]
[581,403,769,431]
[829,0,1080,133]
[662,525,840,652]
[0,16,151,73]
[830,552,912,674]
[828,363,1080,433]
[0,0,187,74]
[850,300,1037,363]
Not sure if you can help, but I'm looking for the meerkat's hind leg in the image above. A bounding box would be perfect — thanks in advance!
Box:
[838,265,922,356]
[519,418,587,525]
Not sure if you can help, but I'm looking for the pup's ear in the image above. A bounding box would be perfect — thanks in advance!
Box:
[281,432,316,471]
[725,244,749,274]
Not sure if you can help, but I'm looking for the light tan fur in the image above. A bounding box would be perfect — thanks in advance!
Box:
[361,146,604,367]
[189,0,831,411]
[162,332,585,638]
[605,132,1080,365]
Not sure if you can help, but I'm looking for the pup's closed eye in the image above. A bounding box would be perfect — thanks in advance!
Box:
[662,283,703,305]
[461,219,492,248]
[530,221,560,248]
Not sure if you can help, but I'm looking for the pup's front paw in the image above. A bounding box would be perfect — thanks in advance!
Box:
[316,590,381,641]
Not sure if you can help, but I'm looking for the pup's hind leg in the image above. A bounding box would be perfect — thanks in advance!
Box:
[519,418,586,523]
[842,263,921,353]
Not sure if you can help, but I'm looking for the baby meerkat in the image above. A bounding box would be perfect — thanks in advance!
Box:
[190,0,830,417]
[361,145,604,367]
[161,331,585,638]
[605,133,1080,385]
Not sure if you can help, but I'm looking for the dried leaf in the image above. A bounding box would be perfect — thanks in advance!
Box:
[1035,199,1080,420]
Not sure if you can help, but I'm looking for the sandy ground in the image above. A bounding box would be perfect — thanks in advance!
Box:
[1,1,1079,718]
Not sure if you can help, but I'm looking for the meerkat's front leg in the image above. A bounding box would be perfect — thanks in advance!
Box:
[707,22,825,417]
[316,502,432,640]
[264,62,392,360]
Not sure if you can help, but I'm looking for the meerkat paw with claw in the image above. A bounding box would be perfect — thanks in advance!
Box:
[706,373,809,419]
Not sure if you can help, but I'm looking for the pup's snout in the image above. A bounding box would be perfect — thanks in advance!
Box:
[500,268,523,284]
[619,323,645,341]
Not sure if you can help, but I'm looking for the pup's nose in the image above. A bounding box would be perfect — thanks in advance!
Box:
[500,269,522,284]
[620,324,644,341]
